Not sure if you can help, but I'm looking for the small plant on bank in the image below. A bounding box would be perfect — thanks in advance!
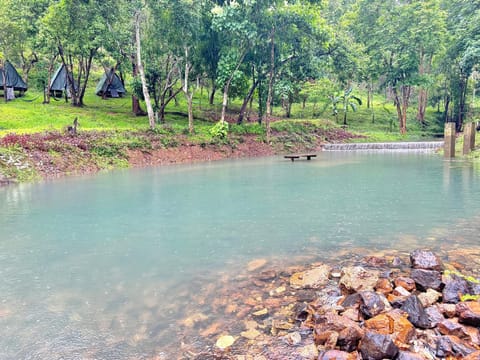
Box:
[210,121,229,139]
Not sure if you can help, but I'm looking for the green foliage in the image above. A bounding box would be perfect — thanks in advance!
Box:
[209,120,229,139]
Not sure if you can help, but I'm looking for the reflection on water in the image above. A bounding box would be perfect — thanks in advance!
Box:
[1,153,480,358]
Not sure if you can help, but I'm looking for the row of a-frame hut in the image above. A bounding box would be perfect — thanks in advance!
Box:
[0,60,126,100]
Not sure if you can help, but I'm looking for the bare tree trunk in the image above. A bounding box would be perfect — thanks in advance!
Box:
[265,26,275,143]
[209,79,216,105]
[135,10,155,129]
[392,85,411,134]
[182,47,194,134]
[416,51,432,124]
[220,50,247,123]
[1,60,7,102]
[237,78,259,124]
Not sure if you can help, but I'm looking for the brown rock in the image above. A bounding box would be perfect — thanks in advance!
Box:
[393,286,411,297]
[375,278,394,295]
[463,350,480,360]
[364,310,415,349]
[339,266,380,293]
[436,335,477,358]
[290,264,331,289]
[410,249,443,271]
[318,350,358,360]
[457,301,480,327]
[314,312,364,351]
[257,270,277,281]
[438,303,457,318]
[411,269,442,291]
[418,289,442,307]
[358,331,399,360]
[394,277,416,291]
[396,351,426,360]
[297,343,319,358]
[360,291,386,318]
[247,258,267,272]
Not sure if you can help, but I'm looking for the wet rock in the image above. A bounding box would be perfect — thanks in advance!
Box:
[314,312,364,351]
[410,250,443,271]
[424,306,444,327]
[247,258,267,272]
[359,291,385,318]
[364,310,415,349]
[437,303,457,318]
[418,289,441,308]
[392,286,411,297]
[215,335,236,349]
[387,293,408,308]
[394,277,416,292]
[252,308,269,320]
[456,301,480,326]
[358,331,399,360]
[257,270,277,281]
[411,269,442,291]
[339,266,380,293]
[442,274,469,303]
[182,312,208,328]
[396,351,426,360]
[363,256,387,267]
[290,264,331,289]
[297,343,318,358]
[240,328,261,340]
[438,318,467,338]
[463,351,480,360]
[318,350,358,360]
[391,256,405,267]
[296,289,317,303]
[283,331,302,345]
[400,295,432,329]
[375,278,394,295]
[338,325,364,352]
[436,335,477,358]
[340,293,362,309]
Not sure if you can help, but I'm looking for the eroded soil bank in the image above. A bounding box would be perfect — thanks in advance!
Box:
[0,125,361,183]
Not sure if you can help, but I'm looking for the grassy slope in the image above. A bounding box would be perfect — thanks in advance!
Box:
[1,85,478,182]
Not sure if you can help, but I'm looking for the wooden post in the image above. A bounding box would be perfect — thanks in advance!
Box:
[463,122,476,155]
[444,122,456,158]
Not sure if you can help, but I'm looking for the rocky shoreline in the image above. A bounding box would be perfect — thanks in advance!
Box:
[176,249,480,359]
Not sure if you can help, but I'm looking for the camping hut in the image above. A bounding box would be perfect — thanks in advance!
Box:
[0,60,28,99]
[49,64,76,98]
[95,68,126,98]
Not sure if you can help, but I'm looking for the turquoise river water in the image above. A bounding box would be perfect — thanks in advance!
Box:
[1,152,480,358]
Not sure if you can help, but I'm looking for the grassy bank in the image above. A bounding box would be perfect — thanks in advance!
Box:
[0,86,473,183]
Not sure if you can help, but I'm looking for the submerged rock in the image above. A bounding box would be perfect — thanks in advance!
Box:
[339,266,380,293]
[215,335,236,349]
[247,258,267,272]
[289,264,331,289]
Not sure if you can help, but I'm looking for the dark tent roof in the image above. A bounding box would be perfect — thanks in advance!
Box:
[95,69,126,98]
[0,61,28,91]
[50,64,77,96]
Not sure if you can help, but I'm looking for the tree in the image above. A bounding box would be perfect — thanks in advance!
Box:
[40,0,117,106]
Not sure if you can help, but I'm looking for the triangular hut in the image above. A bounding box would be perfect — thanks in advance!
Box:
[95,68,126,98]
[0,61,28,99]
[49,64,77,98]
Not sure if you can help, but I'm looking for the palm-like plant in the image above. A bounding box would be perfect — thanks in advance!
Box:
[330,87,362,126]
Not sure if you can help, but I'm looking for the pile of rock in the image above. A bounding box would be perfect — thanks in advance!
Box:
[294,249,480,359]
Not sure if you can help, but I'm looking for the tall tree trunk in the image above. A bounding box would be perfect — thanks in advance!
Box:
[135,10,155,129]
[209,82,216,105]
[1,60,7,102]
[392,84,411,134]
[182,47,194,134]
[220,50,247,123]
[416,52,432,124]
[131,62,145,116]
[237,78,260,124]
[265,26,275,143]
[367,81,372,109]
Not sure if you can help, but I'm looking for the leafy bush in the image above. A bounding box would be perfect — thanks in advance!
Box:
[210,121,229,139]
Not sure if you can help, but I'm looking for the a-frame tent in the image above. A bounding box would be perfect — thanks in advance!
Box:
[50,64,77,98]
[0,60,28,98]
[95,68,126,98]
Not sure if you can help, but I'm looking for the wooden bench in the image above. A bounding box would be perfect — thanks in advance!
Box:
[284,154,317,162]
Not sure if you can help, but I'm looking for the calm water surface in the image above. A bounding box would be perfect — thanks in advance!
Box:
[0,152,479,358]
